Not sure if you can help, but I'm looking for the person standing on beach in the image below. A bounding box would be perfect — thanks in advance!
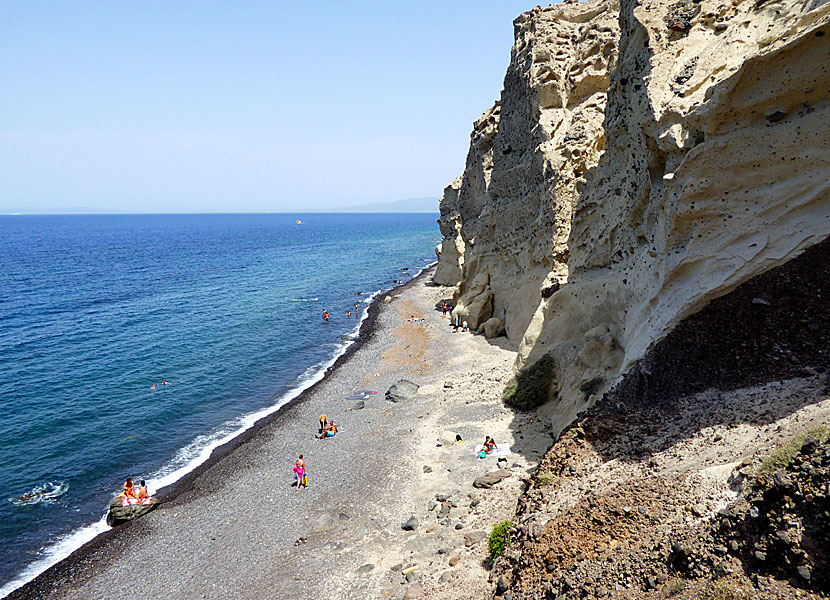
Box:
[293,455,305,490]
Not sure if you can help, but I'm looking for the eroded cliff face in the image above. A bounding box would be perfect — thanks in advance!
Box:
[437,0,830,434]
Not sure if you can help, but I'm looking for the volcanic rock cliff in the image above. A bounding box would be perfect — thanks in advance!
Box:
[436,0,829,435]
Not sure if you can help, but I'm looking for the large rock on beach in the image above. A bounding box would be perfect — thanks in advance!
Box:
[386,380,420,403]
[473,469,512,489]
[483,317,506,339]
[106,496,158,526]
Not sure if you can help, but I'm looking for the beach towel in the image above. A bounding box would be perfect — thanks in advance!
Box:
[473,444,512,458]
[346,390,378,400]
[121,495,153,507]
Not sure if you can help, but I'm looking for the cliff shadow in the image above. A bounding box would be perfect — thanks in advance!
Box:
[580,237,830,463]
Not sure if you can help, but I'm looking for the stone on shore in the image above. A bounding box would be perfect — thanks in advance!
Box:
[402,516,419,531]
[464,531,488,546]
[404,583,424,599]
[106,496,158,526]
[386,380,420,403]
[473,469,512,489]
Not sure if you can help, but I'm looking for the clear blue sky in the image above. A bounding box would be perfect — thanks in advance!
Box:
[1,1,537,213]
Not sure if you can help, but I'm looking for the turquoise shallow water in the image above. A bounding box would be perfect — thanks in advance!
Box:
[0,212,438,592]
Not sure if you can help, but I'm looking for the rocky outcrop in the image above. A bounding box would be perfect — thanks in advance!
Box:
[436,0,830,434]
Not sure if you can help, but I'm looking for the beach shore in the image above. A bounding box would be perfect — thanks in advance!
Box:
[8,267,553,600]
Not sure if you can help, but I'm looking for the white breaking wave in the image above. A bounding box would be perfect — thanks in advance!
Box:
[7,482,69,507]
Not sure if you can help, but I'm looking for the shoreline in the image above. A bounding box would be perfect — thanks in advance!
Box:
[9,265,550,600]
[3,265,434,600]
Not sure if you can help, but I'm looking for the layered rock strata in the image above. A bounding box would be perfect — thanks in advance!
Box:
[436,0,830,433]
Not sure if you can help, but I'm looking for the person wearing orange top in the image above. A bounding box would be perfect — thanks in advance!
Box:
[123,477,137,499]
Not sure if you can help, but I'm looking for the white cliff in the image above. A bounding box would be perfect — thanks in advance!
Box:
[437,0,830,434]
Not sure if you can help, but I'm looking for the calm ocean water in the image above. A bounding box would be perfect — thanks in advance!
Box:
[0,212,439,594]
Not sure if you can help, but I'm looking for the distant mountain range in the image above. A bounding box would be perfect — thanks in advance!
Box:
[1,197,440,215]
[327,197,438,213]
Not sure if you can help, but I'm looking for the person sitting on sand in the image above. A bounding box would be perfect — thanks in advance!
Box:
[317,421,337,439]
[484,436,498,454]
[137,480,148,500]
[319,414,328,434]
[123,477,137,498]
[293,455,305,490]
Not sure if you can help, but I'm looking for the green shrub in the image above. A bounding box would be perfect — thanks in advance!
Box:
[535,471,558,487]
[503,354,556,411]
[488,521,511,561]
[759,426,829,474]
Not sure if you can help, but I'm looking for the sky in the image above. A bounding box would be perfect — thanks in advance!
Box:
[1,1,537,213]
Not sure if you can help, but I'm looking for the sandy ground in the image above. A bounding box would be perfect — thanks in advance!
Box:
[11,268,551,600]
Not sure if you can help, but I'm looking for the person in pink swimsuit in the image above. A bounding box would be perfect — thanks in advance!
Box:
[293,455,305,490]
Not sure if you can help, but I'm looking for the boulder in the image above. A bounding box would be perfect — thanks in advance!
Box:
[473,469,512,489]
[386,380,419,403]
[460,290,494,331]
[106,496,158,526]
[483,317,505,338]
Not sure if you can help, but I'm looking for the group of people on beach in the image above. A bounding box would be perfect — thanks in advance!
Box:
[317,414,337,438]
[122,477,148,500]
[439,301,468,333]
[291,414,340,490]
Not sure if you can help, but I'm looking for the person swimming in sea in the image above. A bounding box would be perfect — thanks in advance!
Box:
[150,383,156,390]
[323,310,329,322]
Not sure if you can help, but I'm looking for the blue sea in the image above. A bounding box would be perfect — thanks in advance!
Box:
[0,212,439,595]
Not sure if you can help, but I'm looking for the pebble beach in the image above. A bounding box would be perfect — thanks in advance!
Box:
[8,267,553,600]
